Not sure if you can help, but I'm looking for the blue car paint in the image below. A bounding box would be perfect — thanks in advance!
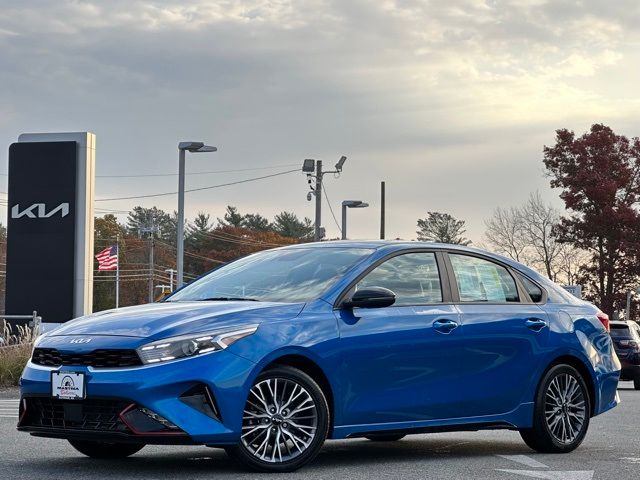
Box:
[20,241,620,445]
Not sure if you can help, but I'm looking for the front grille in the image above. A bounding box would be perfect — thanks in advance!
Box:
[21,397,131,432]
[32,348,142,368]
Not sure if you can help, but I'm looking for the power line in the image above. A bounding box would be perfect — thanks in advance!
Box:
[0,163,299,178]
[188,229,285,248]
[95,163,299,178]
[321,182,342,234]
[95,169,298,202]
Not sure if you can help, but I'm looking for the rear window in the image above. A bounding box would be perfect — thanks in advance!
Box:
[610,325,631,338]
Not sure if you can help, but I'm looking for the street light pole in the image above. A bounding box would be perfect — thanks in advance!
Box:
[341,203,348,240]
[380,181,385,240]
[341,200,369,240]
[177,148,186,288]
[177,142,217,288]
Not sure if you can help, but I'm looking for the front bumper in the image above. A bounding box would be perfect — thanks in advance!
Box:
[18,349,257,445]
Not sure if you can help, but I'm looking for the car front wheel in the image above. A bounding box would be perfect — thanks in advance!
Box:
[634,378,640,390]
[225,365,329,472]
[68,440,144,458]
[520,364,590,453]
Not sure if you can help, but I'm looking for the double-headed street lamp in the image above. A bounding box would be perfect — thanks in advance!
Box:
[341,200,369,240]
[177,141,217,288]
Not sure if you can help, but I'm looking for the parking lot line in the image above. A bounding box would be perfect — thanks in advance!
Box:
[497,455,549,468]
[496,469,594,480]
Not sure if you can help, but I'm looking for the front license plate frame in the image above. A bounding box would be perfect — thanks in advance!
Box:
[51,371,86,400]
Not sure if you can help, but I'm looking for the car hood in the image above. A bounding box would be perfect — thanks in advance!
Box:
[48,301,305,340]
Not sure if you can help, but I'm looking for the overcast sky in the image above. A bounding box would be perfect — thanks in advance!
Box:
[1,0,639,242]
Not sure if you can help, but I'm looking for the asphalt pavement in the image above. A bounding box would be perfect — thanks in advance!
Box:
[1,383,638,480]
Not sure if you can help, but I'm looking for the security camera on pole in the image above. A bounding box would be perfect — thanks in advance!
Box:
[302,156,347,241]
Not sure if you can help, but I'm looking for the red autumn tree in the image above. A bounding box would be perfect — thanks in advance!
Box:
[543,124,640,314]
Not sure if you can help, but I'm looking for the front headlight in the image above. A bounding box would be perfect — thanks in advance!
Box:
[136,325,258,365]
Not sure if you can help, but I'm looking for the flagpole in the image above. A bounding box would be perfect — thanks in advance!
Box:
[115,234,120,309]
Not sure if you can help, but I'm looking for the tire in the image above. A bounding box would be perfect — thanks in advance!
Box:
[364,433,406,442]
[634,378,640,390]
[68,440,144,458]
[520,364,590,453]
[225,365,330,473]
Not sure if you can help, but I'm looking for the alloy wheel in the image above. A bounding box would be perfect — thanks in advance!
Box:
[544,373,586,444]
[241,377,318,463]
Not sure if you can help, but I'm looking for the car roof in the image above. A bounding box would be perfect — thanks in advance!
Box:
[281,240,539,274]
[610,321,635,327]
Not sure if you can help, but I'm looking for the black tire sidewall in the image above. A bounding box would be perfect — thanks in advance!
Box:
[227,365,330,472]
[534,364,591,452]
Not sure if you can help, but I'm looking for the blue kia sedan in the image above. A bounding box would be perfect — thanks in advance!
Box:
[18,242,620,472]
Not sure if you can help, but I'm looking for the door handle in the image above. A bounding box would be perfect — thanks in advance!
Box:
[525,318,547,332]
[433,319,459,334]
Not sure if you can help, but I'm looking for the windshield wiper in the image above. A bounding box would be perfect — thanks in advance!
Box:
[196,297,259,302]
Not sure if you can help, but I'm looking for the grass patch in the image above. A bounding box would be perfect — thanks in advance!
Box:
[0,321,35,387]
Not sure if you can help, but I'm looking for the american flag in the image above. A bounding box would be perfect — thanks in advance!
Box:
[95,245,118,271]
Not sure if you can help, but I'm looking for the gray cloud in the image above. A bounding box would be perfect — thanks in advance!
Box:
[1,0,639,241]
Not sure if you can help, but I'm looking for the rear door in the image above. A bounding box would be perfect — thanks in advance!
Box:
[445,252,550,418]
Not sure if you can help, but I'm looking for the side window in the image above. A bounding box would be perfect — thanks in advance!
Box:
[520,275,544,303]
[357,252,443,305]
[449,254,519,303]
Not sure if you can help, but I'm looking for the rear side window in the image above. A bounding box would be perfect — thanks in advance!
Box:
[449,254,519,303]
[520,275,544,303]
[357,252,443,305]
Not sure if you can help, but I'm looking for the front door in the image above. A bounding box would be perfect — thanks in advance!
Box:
[337,251,466,426]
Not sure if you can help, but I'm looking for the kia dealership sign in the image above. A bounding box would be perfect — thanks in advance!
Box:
[11,203,70,219]
[5,133,95,325]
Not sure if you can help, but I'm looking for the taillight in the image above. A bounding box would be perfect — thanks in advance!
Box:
[596,312,610,332]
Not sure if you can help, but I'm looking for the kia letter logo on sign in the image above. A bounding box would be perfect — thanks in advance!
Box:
[11,203,70,219]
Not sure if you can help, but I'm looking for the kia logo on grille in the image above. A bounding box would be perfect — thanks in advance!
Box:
[69,338,92,344]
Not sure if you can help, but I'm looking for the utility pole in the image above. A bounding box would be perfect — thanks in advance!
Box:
[303,156,347,242]
[314,160,323,242]
[380,181,386,239]
[139,225,158,303]
[148,233,155,303]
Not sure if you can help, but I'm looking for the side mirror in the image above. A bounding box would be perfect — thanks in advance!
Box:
[343,287,396,309]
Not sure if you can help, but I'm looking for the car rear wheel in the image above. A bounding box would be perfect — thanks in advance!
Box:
[520,364,590,453]
[634,378,640,390]
[364,433,406,442]
[68,440,144,458]
[225,365,329,472]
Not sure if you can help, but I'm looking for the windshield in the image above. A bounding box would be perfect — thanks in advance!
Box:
[167,247,374,303]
